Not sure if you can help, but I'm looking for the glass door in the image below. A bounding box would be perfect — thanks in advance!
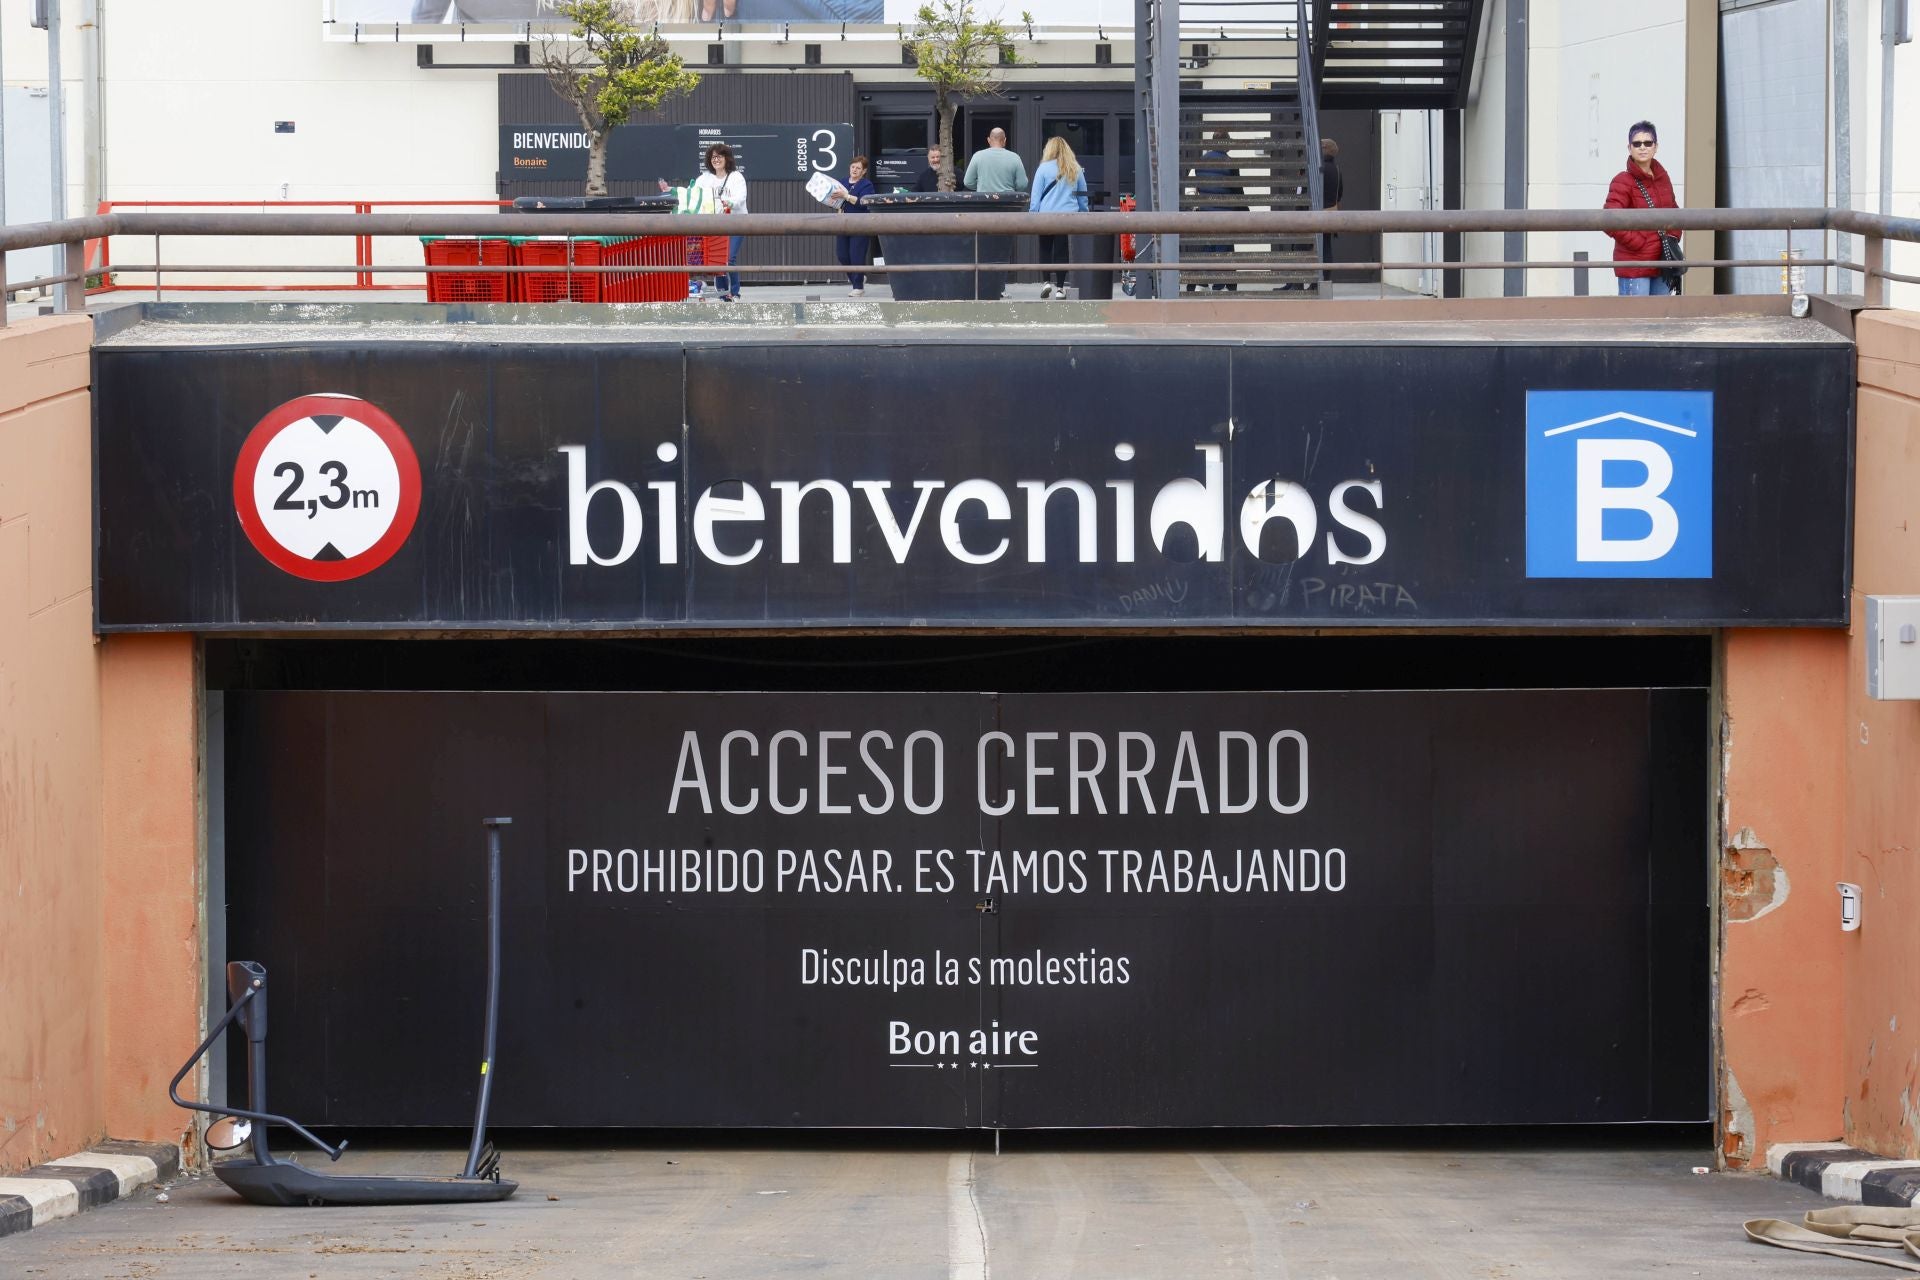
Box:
[1038,115,1108,201]
[869,114,932,192]
[958,107,1015,183]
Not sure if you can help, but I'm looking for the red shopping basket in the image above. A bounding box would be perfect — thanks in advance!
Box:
[513,237,602,303]
[421,236,511,303]
[602,235,692,303]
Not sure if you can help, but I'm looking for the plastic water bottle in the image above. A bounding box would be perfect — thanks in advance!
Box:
[689,279,703,300]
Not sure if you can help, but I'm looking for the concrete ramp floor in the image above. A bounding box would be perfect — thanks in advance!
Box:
[0,1135,1878,1278]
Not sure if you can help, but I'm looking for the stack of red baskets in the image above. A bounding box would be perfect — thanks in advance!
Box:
[424,233,704,304]
[420,237,512,303]
[604,236,696,302]
[513,238,602,303]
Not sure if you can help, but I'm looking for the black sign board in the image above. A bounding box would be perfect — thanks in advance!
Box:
[500,121,854,183]
[94,335,1853,630]
[224,687,1708,1128]
[872,148,925,192]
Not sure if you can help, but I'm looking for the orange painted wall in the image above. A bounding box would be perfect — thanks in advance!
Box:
[1843,311,1920,1159]
[1720,629,1849,1165]
[0,317,202,1170]
[98,634,202,1147]
[0,316,103,1173]
[1720,309,1920,1167]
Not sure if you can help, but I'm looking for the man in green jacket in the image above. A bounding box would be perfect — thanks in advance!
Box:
[963,129,1029,194]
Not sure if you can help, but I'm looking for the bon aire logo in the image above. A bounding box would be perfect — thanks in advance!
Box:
[1524,390,1713,579]
[233,394,423,582]
[557,442,1390,570]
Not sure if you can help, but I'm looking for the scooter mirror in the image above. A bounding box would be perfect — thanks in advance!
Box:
[205,1115,253,1151]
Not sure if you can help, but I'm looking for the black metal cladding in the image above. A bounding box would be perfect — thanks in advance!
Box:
[94,334,1853,631]
[223,685,1709,1128]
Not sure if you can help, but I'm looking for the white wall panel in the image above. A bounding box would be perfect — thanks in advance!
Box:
[1527,0,1688,297]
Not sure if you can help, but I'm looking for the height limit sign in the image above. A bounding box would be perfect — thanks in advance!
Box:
[232,394,422,582]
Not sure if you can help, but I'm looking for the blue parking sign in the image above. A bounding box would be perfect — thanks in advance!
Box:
[1526,390,1713,579]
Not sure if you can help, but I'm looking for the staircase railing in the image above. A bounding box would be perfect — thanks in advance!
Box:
[1135,0,1181,298]
[1310,0,1330,105]
[1299,0,1325,214]
[1298,0,1326,281]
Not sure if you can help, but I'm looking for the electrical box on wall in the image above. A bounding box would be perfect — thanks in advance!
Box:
[1867,596,1920,699]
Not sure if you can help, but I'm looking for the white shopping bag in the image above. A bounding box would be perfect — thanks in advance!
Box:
[673,185,719,215]
[806,172,851,208]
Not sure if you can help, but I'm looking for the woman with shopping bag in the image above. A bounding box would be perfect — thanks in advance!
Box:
[660,143,748,300]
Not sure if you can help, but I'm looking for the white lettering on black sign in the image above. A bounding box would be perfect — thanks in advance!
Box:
[557,441,1389,571]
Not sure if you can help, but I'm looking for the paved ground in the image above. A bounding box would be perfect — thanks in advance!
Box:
[0,1134,1877,1278]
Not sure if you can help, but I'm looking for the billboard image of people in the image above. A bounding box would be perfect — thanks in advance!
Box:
[333,0,1208,27]
[335,0,888,23]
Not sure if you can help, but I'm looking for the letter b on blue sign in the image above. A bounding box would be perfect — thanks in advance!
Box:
[1525,390,1712,578]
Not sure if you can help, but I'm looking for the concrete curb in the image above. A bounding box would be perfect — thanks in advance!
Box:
[0,1141,180,1239]
[1768,1142,1920,1207]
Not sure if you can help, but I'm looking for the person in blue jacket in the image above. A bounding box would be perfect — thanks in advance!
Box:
[836,155,877,297]
[1029,137,1090,299]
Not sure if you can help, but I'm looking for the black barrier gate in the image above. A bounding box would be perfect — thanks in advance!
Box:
[224,680,1707,1129]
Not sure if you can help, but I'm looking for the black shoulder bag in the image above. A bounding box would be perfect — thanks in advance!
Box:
[1631,175,1685,293]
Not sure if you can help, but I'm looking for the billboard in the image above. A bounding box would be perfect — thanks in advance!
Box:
[337,0,888,25]
[95,334,1855,631]
[226,686,1710,1128]
[330,0,1173,28]
[501,121,853,183]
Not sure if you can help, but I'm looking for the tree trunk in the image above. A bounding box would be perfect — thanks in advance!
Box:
[586,131,609,197]
[937,98,957,192]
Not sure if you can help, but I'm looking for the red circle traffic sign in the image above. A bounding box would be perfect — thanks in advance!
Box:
[232,394,422,582]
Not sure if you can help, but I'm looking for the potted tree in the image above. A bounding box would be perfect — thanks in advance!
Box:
[870,0,1028,300]
[536,0,700,202]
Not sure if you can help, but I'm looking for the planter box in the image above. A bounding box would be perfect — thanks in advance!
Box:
[864,190,1025,301]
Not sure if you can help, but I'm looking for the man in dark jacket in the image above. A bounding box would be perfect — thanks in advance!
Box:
[1603,121,1681,295]
[1319,137,1343,210]
[1189,131,1236,291]
[912,146,950,192]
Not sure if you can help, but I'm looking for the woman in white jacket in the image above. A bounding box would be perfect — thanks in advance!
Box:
[662,143,748,300]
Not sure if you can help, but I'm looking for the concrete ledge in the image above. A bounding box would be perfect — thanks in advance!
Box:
[1767,1142,1920,1207]
[0,1140,178,1239]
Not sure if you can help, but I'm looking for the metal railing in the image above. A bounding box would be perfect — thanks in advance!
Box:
[84,198,512,291]
[3,206,1918,323]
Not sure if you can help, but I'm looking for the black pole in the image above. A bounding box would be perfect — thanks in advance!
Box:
[1502,0,1528,298]
[233,962,277,1167]
[1443,110,1463,298]
[463,817,510,1179]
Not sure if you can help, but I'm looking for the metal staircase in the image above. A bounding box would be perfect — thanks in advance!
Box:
[1136,0,1485,294]
[1132,0,1323,293]
[1177,90,1321,290]
[1312,0,1488,111]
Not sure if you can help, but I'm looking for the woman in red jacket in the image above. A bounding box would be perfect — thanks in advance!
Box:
[1603,121,1680,296]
